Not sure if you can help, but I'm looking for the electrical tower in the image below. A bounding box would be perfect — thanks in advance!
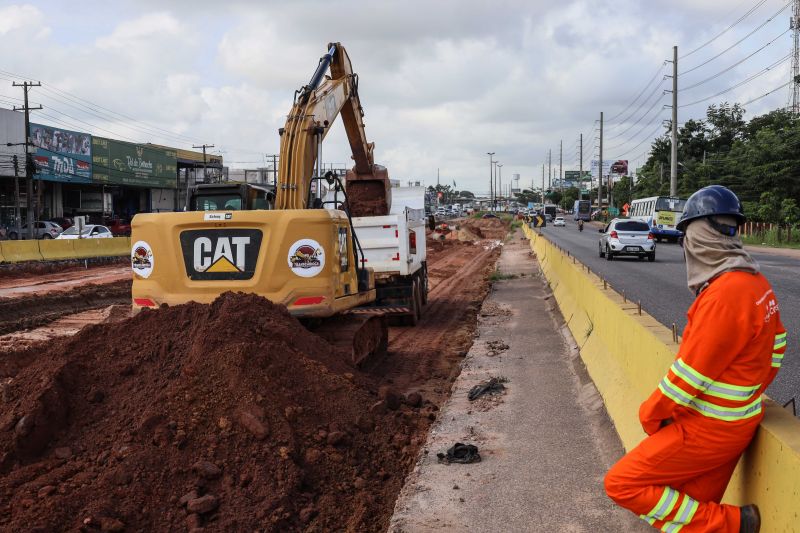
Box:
[791,0,800,114]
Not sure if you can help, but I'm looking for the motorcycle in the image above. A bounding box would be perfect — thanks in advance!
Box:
[578,221,584,232]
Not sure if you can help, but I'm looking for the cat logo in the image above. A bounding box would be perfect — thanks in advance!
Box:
[179,229,262,280]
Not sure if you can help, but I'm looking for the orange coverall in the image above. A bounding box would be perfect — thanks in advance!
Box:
[605,271,786,532]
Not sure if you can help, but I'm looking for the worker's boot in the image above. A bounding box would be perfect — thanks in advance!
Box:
[739,504,760,533]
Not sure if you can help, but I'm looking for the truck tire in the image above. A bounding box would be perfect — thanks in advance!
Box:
[420,263,429,305]
[414,278,423,322]
[403,280,420,326]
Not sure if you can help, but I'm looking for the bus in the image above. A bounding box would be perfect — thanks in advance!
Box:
[573,199,591,221]
[628,196,687,242]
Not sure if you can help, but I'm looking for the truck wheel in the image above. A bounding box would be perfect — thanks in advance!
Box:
[414,278,423,322]
[420,264,429,305]
[401,280,420,327]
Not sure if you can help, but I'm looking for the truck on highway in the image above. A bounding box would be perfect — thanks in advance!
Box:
[544,204,557,221]
[351,186,428,324]
[573,199,591,221]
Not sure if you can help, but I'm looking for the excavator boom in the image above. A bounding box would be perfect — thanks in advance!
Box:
[277,42,391,216]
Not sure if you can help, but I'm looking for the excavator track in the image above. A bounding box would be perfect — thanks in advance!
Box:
[306,313,388,366]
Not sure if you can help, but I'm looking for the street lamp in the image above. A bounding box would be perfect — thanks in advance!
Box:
[486,152,495,212]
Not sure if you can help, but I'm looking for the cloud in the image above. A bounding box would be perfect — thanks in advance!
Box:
[0,0,791,194]
[0,4,49,39]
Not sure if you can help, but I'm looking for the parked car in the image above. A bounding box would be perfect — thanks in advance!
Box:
[56,224,114,239]
[8,221,63,240]
[482,213,499,219]
[598,219,655,261]
[553,217,566,227]
[48,217,73,231]
[105,218,132,236]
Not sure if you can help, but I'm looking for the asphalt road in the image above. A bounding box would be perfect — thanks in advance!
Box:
[540,218,799,407]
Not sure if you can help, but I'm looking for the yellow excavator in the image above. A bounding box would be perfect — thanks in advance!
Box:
[130,42,395,363]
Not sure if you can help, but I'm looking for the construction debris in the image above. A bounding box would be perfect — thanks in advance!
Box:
[467,377,508,401]
[436,443,481,464]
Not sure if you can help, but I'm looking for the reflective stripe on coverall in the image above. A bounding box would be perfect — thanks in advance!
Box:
[605,271,786,532]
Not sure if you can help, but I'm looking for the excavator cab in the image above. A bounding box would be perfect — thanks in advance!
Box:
[190,182,275,211]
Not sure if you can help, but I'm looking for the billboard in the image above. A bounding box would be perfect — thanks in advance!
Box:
[30,123,92,183]
[591,160,628,178]
[92,137,177,188]
[0,109,25,177]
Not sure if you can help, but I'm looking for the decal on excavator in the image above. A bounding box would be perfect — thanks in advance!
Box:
[180,229,262,280]
[288,238,325,277]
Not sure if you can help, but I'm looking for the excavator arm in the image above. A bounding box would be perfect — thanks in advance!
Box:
[276,42,391,215]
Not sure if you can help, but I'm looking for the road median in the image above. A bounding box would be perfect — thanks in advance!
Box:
[0,237,131,264]
[522,223,800,532]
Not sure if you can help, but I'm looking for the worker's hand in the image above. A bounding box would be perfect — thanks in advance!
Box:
[659,418,674,429]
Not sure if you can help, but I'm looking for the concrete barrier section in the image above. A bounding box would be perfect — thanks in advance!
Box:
[0,237,130,263]
[522,225,800,531]
[39,239,77,261]
[0,240,44,262]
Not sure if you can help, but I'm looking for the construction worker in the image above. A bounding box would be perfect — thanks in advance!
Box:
[604,185,786,533]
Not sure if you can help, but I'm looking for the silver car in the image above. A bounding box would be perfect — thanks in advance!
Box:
[8,221,63,240]
[598,218,655,261]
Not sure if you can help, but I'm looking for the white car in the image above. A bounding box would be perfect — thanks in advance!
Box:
[56,224,114,239]
[553,217,566,227]
[598,219,655,261]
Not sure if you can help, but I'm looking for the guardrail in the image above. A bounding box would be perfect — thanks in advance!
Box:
[522,224,800,532]
[0,237,131,264]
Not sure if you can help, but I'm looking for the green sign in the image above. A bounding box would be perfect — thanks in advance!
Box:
[92,137,177,188]
[565,170,591,181]
[608,207,620,216]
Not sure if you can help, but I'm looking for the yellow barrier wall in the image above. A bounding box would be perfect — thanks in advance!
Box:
[39,240,77,261]
[523,224,800,531]
[0,237,130,263]
[0,240,44,262]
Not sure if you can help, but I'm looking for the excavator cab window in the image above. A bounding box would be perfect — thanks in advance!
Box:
[193,194,243,211]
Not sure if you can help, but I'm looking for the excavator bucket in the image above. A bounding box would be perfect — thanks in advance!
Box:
[345,164,392,217]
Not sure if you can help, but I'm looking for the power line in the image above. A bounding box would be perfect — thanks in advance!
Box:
[607,64,666,123]
[681,1,792,76]
[680,53,791,108]
[607,111,667,152]
[743,79,793,105]
[0,68,207,146]
[608,79,666,133]
[612,121,667,160]
[607,92,666,141]
[682,28,791,91]
[680,0,769,59]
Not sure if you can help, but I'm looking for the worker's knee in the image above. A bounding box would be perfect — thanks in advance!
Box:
[603,465,633,505]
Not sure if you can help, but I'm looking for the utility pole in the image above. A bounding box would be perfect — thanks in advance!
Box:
[547,149,552,192]
[494,161,501,211]
[193,144,215,182]
[487,152,495,211]
[579,133,583,200]
[791,0,800,114]
[670,45,678,197]
[13,154,21,238]
[497,163,503,210]
[13,81,42,240]
[559,140,563,205]
[599,111,604,211]
[541,163,545,206]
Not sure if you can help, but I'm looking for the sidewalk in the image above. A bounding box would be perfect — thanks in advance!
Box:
[389,230,648,532]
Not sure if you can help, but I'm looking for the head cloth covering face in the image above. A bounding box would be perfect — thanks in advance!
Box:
[683,216,759,294]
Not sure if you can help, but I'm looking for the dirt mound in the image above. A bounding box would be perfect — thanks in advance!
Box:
[0,293,421,532]
[458,218,508,240]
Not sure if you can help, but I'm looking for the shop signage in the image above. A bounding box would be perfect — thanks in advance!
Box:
[92,137,177,188]
[30,123,93,183]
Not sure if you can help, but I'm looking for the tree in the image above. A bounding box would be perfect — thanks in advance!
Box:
[612,177,634,208]
[561,186,580,210]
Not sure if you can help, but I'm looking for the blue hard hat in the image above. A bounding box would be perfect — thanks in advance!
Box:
[676,185,745,232]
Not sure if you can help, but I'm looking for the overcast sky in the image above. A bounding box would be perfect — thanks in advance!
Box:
[0,0,793,194]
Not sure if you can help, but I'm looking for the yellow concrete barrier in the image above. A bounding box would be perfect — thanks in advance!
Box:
[38,239,77,261]
[0,240,44,262]
[525,228,800,532]
[71,237,130,259]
